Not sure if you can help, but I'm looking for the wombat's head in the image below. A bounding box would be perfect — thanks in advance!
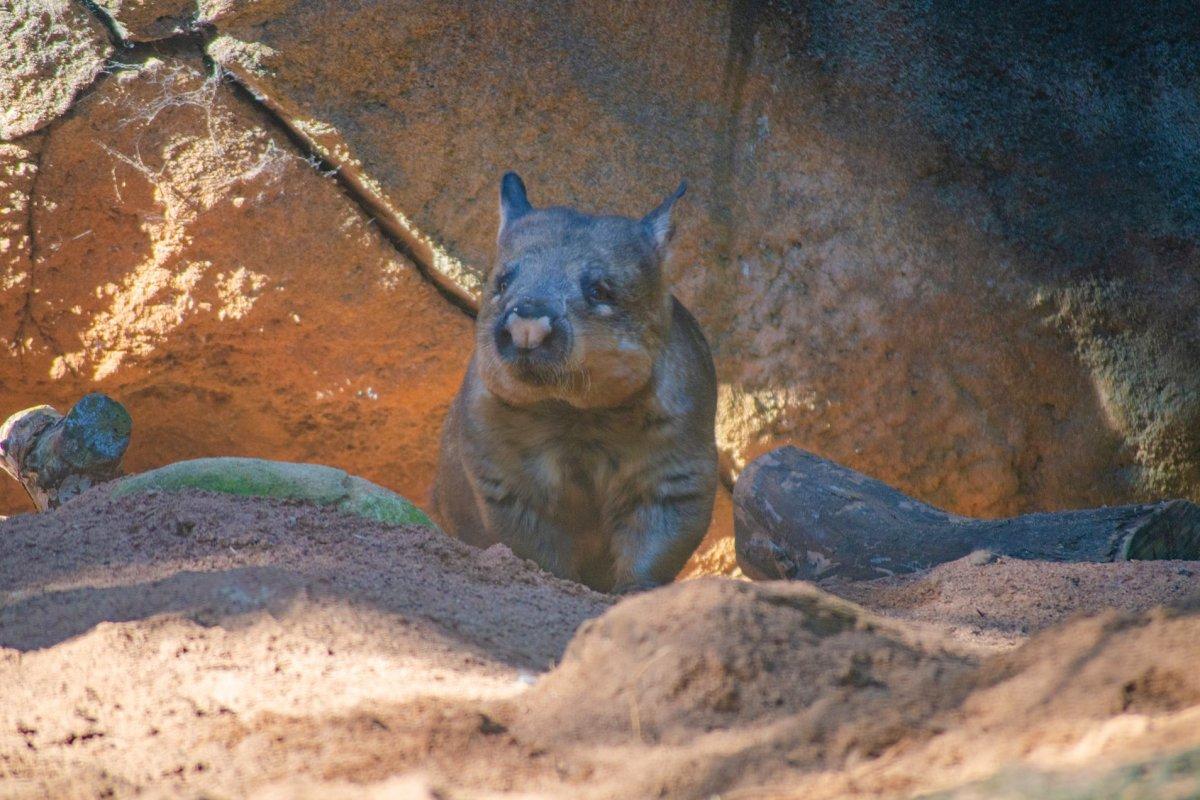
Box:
[475,172,686,408]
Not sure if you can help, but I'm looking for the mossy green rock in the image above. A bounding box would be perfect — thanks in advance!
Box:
[112,457,433,527]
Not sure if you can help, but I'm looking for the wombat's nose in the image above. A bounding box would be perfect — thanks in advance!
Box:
[505,301,554,349]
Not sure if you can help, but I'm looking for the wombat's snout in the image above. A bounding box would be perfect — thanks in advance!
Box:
[494,300,569,368]
[506,308,552,349]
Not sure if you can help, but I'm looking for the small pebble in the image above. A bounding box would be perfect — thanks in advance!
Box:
[967,549,997,566]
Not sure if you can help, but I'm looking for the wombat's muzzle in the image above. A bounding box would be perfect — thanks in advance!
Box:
[493,300,572,376]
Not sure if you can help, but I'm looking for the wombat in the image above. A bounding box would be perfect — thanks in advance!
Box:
[432,172,718,593]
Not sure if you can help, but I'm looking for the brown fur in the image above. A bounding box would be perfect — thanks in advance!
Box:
[433,174,717,593]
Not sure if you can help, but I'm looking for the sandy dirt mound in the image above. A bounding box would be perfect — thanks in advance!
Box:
[3,489,1200,799]
[0,488,608,798]
[509,579,976,798]
[510,583,1200,800]
[827,553,1200,649]
[892,606,1200,797]
[0,488,605,663]
[518,579,971,746]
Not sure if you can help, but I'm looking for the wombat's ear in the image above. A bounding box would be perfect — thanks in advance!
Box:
[642,180,687,254]
[499,171,532,235]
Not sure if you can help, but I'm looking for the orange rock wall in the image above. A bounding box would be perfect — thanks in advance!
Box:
[4,2,1199,568]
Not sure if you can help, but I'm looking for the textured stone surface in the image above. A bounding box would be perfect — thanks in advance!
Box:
[93,0,196,41]
[0,136,42,355]
[207,0,1200,518]
[0,54,473,515]
[796,0,1200,508]
[0,0,112,139]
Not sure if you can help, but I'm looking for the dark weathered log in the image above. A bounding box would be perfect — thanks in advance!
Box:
[0,394,132,511]
[735,446,1200,581]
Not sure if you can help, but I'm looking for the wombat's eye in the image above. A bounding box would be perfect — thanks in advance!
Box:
[495,265,517,295]
[584,276,616,306]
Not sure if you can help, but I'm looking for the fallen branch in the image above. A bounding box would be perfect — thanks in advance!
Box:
[735,447,1200,581]
[0,393,132,511]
